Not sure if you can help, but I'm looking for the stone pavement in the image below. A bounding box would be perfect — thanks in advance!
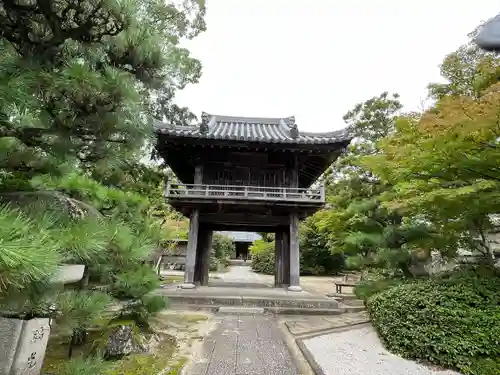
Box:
[216,264,271,285]
[185,314,300,375]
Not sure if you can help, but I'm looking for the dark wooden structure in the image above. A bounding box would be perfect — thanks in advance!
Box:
[156,112,351,290]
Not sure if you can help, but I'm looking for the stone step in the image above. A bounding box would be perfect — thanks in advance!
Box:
[341,305,365,313]
[164,294,340,309]
[218,306,265,315]
[325,292,359,300]
[264,307,346,315]
[170,304,346,315]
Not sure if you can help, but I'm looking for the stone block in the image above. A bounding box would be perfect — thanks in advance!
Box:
[0,316,51,375]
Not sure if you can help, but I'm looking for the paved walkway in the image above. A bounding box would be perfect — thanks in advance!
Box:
[186,314,299,375]
[217,264,270,285]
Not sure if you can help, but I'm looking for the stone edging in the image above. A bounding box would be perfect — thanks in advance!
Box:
[293,323,373,375]
[295,338,326,375]
[277,321,316,375]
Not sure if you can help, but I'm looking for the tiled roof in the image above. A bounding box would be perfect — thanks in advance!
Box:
[155,112,351,145]
[217,231,262,243]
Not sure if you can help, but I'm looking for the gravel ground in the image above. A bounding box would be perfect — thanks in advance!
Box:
[303,325,461,375]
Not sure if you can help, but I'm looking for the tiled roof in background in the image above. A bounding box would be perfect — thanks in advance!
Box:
[217,231,262,243]
[156,112,351,145]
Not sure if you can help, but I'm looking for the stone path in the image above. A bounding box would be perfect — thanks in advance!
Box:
[185,314,299,375]
[217,265,270,285]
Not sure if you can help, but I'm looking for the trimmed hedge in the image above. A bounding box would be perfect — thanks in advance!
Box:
[366,267,500,375]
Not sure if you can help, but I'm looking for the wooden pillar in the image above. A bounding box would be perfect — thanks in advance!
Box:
[288,212,301,291]
[274,231,284,287]
[193,226,212,286]
[182,209,199,289]
[201,230,213,286]
[193,227,204,286]
[282,229,290,286]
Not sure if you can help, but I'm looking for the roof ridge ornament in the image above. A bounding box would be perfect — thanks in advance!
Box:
[200,112,210,134]
[288,116,299,139]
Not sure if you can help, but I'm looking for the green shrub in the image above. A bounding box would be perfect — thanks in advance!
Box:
[219,257,230,268]
[367,267,500,375]
[212,234,235,259]
[354,278,405,301]
[465,358,500,375]
[209,256,219,271]
[250,238,345,276]
[250,240,275,274]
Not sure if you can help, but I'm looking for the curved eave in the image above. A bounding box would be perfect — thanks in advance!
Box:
[155,127,352,146]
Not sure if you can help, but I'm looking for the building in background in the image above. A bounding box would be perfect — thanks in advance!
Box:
[217,231,262,260]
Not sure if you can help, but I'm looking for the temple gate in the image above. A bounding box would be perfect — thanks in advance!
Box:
[156,112,350,291]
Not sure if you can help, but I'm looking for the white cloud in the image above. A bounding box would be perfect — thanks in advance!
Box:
[175,0,499,132]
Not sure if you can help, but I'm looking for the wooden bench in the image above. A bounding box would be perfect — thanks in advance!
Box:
[161,255,186,272]
[334,274,360,294]
[335,281,359,294]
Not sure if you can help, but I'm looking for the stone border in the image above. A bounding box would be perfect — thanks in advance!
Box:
[291,319,371,339]
[293,323,373,375]
[295,339,326,375]
[277,321,316,375]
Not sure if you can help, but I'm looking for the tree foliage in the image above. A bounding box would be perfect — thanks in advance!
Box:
[363,36,500,264]
[309,29,500,375]
[0,2,206,366]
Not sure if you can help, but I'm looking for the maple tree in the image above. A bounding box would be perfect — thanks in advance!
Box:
[363,38,500,264]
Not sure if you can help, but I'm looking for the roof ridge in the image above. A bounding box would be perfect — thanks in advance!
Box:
[154,113,353,145]
[300,128,349,137]
[208,113,294,125]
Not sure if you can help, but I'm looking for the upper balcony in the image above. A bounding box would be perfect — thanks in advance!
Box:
[164,182,325,205]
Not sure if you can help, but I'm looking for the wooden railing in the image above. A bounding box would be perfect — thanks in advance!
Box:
[164,182,325,203]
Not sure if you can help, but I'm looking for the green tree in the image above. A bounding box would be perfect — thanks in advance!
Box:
[316,92,431,276]
[0,1,206,367]
[300,215,345,275]
[427,28,500,100]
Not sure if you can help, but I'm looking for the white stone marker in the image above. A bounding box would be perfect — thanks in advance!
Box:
[0,317,51,375]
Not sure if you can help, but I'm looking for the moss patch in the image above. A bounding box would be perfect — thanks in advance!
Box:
[42,311,212,375]
[161,275,183,284]
[42,331,178,375]
[104,335,177,375]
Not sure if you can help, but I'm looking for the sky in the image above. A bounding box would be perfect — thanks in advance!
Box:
[175,1,500,133]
